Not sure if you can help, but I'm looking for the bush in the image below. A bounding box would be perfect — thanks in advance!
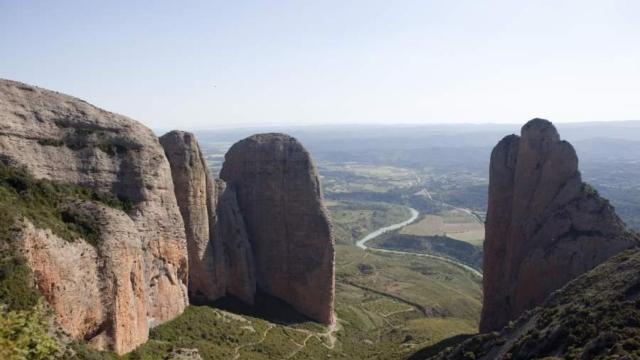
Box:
[0,301,61,359]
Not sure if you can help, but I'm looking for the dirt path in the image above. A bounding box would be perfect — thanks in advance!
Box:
[284,322,341,359]
[232,324,275,360]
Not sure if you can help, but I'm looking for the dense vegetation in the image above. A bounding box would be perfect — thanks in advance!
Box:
[0,160,131,246]
[369,234,483,269]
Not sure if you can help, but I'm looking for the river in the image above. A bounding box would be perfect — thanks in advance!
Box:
[355,206,483,278]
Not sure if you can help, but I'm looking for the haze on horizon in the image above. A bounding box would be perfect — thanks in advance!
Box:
[1,0,639,130]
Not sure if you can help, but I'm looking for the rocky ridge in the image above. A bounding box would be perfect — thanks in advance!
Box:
[417,248,640,359]
[481,118,640,332]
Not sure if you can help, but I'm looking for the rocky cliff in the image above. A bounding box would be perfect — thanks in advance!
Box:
[160,131,256,306]
[160,131,226,301]
[214,179,256,305]
[220,133,335,324]
[0,79,336,355]
[0,79,189,354]
[480,118,639,332]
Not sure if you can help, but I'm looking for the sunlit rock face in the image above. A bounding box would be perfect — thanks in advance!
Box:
[0,79,189,354]
[160,130,227,301]
[480,118,639,332]
[220,133,335,324]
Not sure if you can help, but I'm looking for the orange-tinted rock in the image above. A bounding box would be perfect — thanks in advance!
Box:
[18,203,149,354]
[0,79,189,354]
[480,118,640,332]
[220,133,335,324]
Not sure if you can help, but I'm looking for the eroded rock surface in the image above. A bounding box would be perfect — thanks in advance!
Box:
[215,179,256,305]
[480,118,639,332]
[0,79,189,354]
[160,131,226,301]
[220,133,335,324]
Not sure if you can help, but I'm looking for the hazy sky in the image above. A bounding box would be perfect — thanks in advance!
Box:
[1,1,639,129]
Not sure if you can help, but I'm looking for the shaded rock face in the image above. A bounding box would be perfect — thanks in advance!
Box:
[0,79,189,354]
[215,179,256,305]
[480,118,639,333]
[220,133,335,324]
[160,131,226,301]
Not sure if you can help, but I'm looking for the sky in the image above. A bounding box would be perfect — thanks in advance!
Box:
[1,0,639,129]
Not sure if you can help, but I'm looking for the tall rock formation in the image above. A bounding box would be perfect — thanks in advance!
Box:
[220,133,335,324]
[160,131,226,301]
[480,118,639,332]
[215,179,256,305]
[160,131,256,305]
[0,79,189,354]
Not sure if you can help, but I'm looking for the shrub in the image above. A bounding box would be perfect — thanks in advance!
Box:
[0,301,61,359]
[37,138,64,147]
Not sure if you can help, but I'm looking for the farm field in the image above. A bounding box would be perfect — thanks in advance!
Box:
[320,162,421,194]
[401,209,484,247]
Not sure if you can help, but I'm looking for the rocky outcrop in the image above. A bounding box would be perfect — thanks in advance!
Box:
[480,118,639,333]
[415,249,640,360]
[215,179,256,305]
[160,131,226,301]
[0,79,189,354]
[220,133,335,324]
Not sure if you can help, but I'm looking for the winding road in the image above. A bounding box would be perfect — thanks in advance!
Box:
[356,207,483,278]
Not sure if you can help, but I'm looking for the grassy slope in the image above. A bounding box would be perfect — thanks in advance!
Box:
[418,249,640,360]
[114,199,481,359]
[120,244,482,360]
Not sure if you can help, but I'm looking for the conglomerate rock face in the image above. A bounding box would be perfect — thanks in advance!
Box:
[220,133,335,324]
[160,131,226,301]
[0,79,189,354]
[480,118,639,332]
[0,79,337,355]
[214,179,256,305]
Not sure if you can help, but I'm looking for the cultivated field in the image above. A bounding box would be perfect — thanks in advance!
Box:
[401,209,484,246]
